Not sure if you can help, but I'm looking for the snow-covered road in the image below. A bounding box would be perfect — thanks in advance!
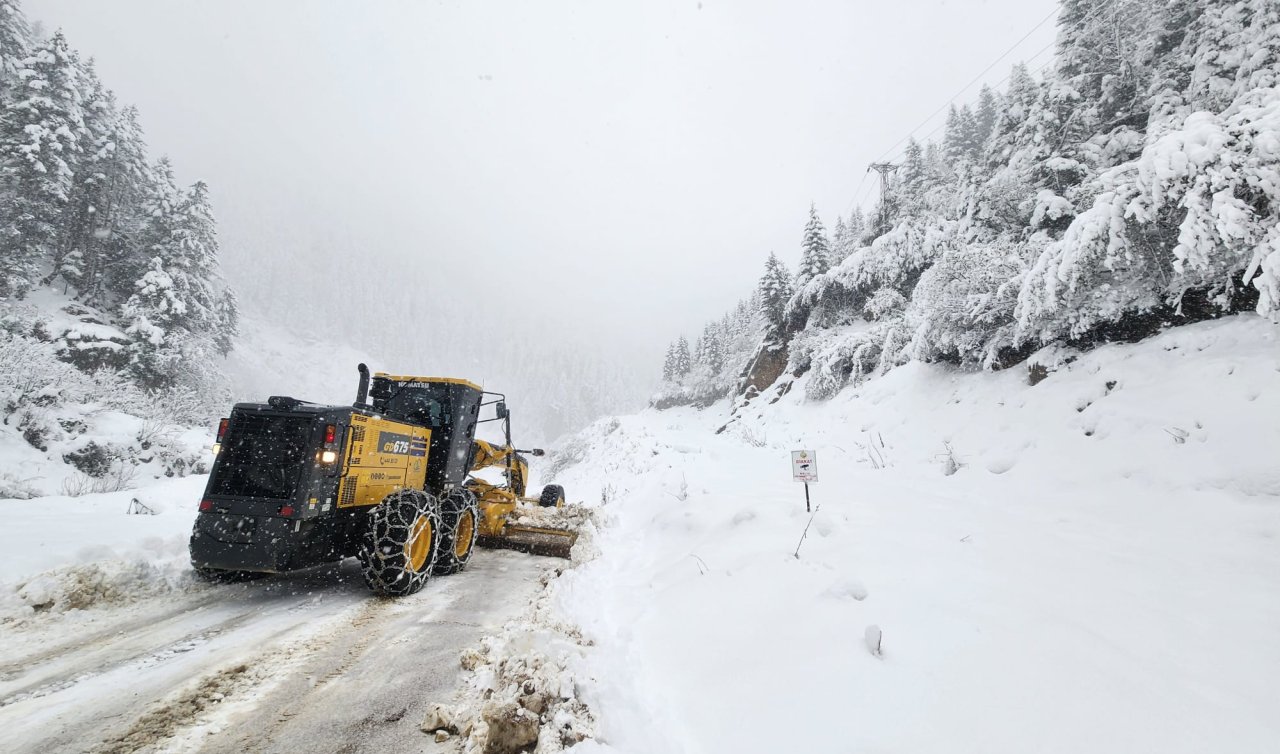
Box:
[0,551,555,754]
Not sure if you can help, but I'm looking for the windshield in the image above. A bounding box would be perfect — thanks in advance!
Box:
[208,413,313,500]
[380,384,453,429]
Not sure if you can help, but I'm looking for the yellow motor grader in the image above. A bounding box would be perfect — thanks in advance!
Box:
[188,365,575,596]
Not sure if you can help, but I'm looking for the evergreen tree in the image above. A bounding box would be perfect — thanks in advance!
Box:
[899,138,927,211]
[673,336,692,377]
[758,252,793,334]
[986,63,1040,170]
[662,342,676,382]
[121,158,230,385]
[845,206,866,251]
[1053,0,1152,135]
[48,57,111,289]
[0,0,30,99]
[121,254,187,387]
[974,84,998,151]
[701,321,725,372]
[0,30,84,297]
[212,286,239,355]
[174,180,222,331]
[943,104,981,167]
[830,216,847,266]
[796,204,831,286]
[89,104,153,304]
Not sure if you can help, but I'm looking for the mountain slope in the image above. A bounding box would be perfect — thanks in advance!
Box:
[545,314,1279,754]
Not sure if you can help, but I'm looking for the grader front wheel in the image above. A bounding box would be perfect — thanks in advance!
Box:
[538,484,566,508]
[358,489,442,596]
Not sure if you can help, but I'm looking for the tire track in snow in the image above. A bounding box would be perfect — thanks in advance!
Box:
[0,606,257,709]
[92,599,383,754]
[0,590,223,683]
[0,564,371,754]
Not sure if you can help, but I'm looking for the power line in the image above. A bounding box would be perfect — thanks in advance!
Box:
[846,0,1122,215]
[870,6,1061,165]
[880,38,1059,164]
[842,6,1060,220]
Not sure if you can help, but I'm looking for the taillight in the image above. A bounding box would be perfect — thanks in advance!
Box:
[199,499,213,511]
[279,505,295,517]
[216,418,229,441]
[324,424,336,444]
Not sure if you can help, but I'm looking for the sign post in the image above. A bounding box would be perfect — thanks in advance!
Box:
[790,449,818,512]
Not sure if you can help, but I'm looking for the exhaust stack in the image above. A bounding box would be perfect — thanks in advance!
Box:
[355,363,370,407]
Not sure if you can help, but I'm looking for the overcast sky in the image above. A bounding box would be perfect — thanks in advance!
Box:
[27,0,1058,361]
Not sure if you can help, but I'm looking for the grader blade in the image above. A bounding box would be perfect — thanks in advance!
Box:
[477,525,577,559]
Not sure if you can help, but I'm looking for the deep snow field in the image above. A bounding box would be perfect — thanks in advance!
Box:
[541,314,1280,754]
[0,314,1276,754]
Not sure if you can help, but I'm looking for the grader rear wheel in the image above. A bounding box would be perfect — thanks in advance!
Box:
[433,489,480,576]
[358,489,442,596]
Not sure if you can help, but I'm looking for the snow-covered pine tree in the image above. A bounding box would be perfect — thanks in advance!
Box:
[1054,0,1153,136]
[1147,0,1280,133]
[87,104,153,305]
[899,138,927,213]
[974,84,998,154]
[121,255,186,387]
[48,57,112,290]
[943,105,983,170]
[702,321,725,373]
[0,30,84,297]
[662,342,676,382]
[758,252,794,335]
[122,157,220,386]
[845,206,866,252]
[830,216,847,267]
[796,204,831,286]
[174,181,220,329]
[985,63,1040,171]
[673,336,692,378]
[0,1,30,100]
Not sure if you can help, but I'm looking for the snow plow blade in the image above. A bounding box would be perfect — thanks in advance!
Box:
[478,525,577,559]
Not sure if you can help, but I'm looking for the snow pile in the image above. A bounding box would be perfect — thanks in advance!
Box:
[428,514,605,753]
[9,553,194,619]
[510,503,597,540]
[0,474,207,623]
[549,314,1280,754]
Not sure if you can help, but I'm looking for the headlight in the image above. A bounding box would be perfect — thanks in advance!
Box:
[321,450,337,464]
[211,443,221,455]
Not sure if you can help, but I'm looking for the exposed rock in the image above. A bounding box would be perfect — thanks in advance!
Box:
[420,702,458,734]
[482,704,540,754]
[740,339,789,395]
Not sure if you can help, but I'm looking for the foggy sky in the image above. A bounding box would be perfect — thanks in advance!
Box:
[27,0,1058,365]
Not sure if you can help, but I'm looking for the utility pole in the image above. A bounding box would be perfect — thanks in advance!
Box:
[867,162,898,233]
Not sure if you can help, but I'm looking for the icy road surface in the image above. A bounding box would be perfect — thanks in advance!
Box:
[0,551,555,754]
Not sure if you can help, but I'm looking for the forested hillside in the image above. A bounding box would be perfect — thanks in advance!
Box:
[0,0,235,495]
[0,2,235,388]
[658,0,1279,407]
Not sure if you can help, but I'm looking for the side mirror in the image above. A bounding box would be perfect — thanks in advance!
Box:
[496,402,509,419]
[530,448,545,457]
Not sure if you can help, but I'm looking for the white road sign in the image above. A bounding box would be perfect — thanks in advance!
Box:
[791,449,818,483]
